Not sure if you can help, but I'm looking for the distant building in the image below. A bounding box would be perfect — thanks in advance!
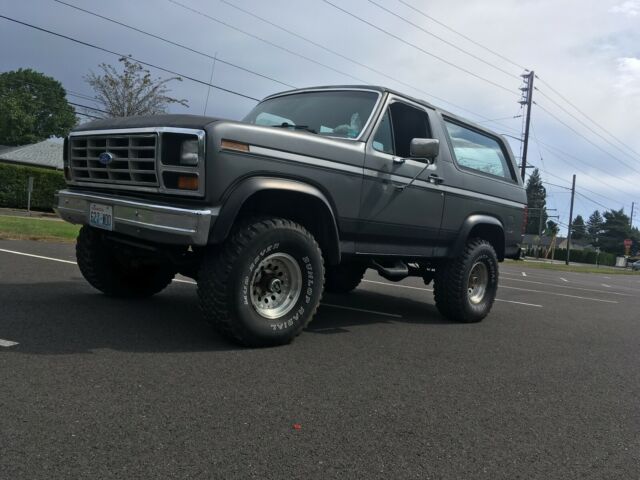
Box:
[522,233,592,252]
[0,140,63,170]
[557,238,591,251]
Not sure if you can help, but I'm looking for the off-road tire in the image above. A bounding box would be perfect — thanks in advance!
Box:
[324,262,366,293]
[76,226,175,298]
[197,217,324,347]
[433,238,498,323]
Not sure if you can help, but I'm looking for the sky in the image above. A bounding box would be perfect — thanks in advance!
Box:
[1,0,639,234]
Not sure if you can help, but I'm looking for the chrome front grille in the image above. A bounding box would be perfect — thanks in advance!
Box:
[69,134,159,187]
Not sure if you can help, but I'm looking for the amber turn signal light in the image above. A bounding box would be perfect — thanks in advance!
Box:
[177,175,199,190]
[221,139,250,153]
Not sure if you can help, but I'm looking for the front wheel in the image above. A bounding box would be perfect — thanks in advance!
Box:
[433,238,498,323]
[76,226,175,298]
[197,217,325,347]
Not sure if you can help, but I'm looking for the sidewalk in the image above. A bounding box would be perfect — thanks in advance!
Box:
[0,208,62,220]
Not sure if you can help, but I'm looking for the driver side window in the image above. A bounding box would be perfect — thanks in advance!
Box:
[372,102,432,157]
[373,110,394,155]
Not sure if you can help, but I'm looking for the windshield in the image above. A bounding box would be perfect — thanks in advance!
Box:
[243,90,379,139]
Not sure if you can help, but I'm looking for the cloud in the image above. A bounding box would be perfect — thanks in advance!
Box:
[615,57,640,95]
[609,1,640,17]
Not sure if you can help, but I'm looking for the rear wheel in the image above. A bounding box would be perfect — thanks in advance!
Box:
[76,226,175,298]
[324,262,366,293]
[433,238,498,323]
[197,217,324,347]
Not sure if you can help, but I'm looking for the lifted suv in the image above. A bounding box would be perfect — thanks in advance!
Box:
[56,86,526,346]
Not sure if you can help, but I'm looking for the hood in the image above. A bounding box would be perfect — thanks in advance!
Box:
[73,114,226,132]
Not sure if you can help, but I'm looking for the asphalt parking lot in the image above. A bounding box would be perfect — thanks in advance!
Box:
[1,239,639,479]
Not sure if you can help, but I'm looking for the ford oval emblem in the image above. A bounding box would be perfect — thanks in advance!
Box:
[98,152,114,165]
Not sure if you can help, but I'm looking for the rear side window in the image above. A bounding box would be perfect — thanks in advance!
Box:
[444,120,515,181]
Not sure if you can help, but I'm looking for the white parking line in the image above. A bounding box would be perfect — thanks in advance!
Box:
[0,339,19,347]
[560,277,568,282]
[361,280,543,307]
[521,271,527,277]
[500,277,629,296]
[172,278,197,285]
[0,248,77,264]
[602,284,611,288]
[495,299,543,307]
[363,279,428,292]
[321,303,402,318]
[499,285,618,303]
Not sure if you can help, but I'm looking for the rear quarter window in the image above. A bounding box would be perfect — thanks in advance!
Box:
[444,120,516,181]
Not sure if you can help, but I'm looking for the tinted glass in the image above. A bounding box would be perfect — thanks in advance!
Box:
[372,110,394,154]
[244,90,379,139]
[444,121,514,180]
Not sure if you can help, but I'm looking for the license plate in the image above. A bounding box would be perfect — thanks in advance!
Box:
[89,203,113,231]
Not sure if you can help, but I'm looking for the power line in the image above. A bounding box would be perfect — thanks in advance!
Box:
[321,0,519,95]
[366,0,521,80]
[535,101,640,177]
[67,91,98,103]
[67,101,108,114]
[396,0,527,71]
[217,0,498,118]
[536,86,640,167]
[477,114,522,124]
[169,0,525,124]
[166,0,369,84]
[575,191,616,212]
[75,111,101,120]
[53,0,297,89]
[535,140,638,192]
[536,75,640,159]
[0,14,261,102]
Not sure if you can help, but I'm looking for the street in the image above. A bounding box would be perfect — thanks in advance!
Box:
[1,239,639,479]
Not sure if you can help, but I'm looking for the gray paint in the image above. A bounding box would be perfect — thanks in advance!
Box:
[59,85,527,261]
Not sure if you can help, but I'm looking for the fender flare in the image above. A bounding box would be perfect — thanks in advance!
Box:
[450,214,505,258]
[209,176,341,263]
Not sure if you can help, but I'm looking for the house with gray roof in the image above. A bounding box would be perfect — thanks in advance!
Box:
[0,140,63,170]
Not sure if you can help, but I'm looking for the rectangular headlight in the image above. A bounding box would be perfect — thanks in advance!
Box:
[180,139,199,166]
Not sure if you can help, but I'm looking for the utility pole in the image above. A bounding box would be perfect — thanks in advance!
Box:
[566,174,576,265]
[519,70,535,181]
[630,201,635,228]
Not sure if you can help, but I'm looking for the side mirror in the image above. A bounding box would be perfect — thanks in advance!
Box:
[410,138,439,161]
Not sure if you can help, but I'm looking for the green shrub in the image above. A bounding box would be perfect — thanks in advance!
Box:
[0,162,66,211]
[524,245,616,265]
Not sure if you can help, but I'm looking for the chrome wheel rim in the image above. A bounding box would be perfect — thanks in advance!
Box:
[467,262,488,305]
[249,253,302,319]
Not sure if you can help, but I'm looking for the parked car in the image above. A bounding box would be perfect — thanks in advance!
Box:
[55,85,527,346]
[631,260,640,271]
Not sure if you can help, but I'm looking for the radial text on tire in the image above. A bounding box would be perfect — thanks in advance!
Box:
[197,217,325,347]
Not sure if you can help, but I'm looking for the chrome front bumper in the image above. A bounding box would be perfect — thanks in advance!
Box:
[54,189,218,245]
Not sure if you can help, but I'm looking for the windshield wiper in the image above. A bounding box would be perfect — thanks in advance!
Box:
[271,122,317,134]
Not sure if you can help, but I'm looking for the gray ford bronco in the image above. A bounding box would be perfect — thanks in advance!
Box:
[56,86,526,346]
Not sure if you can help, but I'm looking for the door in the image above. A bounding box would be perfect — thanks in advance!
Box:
[357,97,445,256]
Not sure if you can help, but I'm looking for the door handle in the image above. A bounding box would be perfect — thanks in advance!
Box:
[392,156,405,165]
[428,173,444,184]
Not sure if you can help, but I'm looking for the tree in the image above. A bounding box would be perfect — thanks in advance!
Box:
[85,56,188,117]
[571,215,586,240]
[525,168,547,235]
[0,69,76,145]
[587,210,604,245]
[600,209,631,254]
[545,220,559,236]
